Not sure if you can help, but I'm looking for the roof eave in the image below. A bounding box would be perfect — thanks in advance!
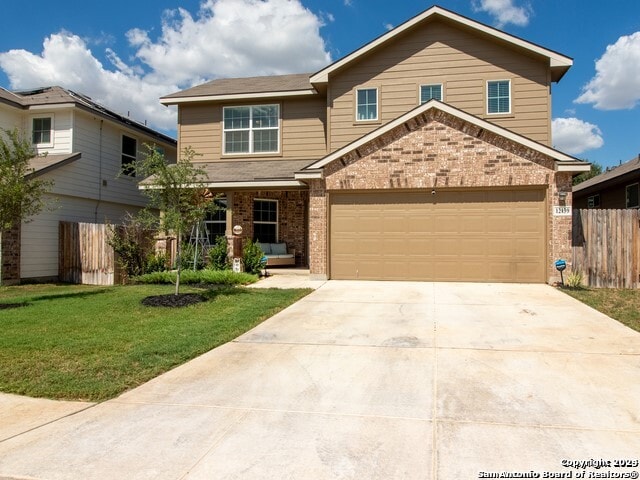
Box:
[160,89,318,106]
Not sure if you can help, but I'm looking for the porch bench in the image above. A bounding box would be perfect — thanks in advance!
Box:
[258,242,296,267]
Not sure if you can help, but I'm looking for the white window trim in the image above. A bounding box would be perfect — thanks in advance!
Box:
[419,83,444,104]
[486,79,512,115]
[626,183,639,208]
[253,198,278,242]
[222,104,280,155]
[121,134,138,177]
[31,114,54,148]
[355,87,379,122]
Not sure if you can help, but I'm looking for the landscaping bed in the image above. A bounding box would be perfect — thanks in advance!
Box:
[0,283,311,401]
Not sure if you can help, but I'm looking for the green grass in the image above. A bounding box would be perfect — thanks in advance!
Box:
[561,287,640,333]
[0,283,310,401]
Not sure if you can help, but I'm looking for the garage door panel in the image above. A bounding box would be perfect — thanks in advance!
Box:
[330,189,546,282]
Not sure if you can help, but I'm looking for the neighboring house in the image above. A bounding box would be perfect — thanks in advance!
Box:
[0,86,177,283]
[573,156,640,209]
[159,5,588,283]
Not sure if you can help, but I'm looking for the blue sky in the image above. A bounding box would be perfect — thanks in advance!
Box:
[1,0,639,168]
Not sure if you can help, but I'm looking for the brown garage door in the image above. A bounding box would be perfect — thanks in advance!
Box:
[330,189,546,282]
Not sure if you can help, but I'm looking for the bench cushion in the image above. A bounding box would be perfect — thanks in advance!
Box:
[271,243,287,255]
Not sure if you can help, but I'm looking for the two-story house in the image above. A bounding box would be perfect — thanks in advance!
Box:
[160,5,588,283]
[0,86,177,284]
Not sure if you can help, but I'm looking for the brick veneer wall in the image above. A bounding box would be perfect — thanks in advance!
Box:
[309,109,573,283]
[229,190,308,266]
[0,222,21,285]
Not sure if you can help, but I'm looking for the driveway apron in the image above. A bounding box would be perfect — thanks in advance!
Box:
[0,281,639,479]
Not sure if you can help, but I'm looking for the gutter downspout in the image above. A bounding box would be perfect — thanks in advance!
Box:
[94,119,104,222]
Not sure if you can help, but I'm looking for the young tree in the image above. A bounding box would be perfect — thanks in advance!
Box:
[0,128,53,283]
[135,144,214,295]
[572,161,603,186]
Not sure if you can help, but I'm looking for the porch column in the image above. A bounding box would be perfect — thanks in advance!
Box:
[308,179,328,280]
[0,221,21,285]
[225,191,235,257]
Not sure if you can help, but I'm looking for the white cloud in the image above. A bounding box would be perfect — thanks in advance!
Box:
[384,23,394,31]
[472,0,531,28]
[0,0,331,133]
[576,31,640,110]
[552,117,604,155]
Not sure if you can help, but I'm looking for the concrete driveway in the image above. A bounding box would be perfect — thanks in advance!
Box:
[1,281,639,479]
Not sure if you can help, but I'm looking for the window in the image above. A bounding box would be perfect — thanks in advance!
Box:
[487,80,511,114]
[223,105,279,154]
[626,183,639,208]
[204,198,227,242]
[587,194,600,208]
[420,84,443,103]
[253,199,278,243]
[121,135,137,176]
[32,117,52,145]
[356,88,378,121]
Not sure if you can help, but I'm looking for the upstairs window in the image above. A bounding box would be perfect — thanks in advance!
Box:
[121,135,137,176]
[420,84,443,103]
[626,183,639,208]
[356,88,378,121]
[32,117,52,146]
[223,105,279,154]
[487,80,511,114]
[253,199,278,243]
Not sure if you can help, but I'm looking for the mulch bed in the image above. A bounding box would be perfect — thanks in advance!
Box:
[141,294,207,308]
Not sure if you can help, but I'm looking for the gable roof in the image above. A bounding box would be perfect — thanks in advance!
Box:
[160,73,316,105]
[310,5,573,84]
[27,152,82,178]
[573,156,640,193]
[4,86,176,146]
[298,99,589,176]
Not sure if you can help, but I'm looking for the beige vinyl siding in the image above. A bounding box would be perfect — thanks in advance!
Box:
[20,194,143,279]
[0,104,23,131]
[329,19,550,150]
[178,97,327,162]
[29,110,73,155]
[58,109,176,208]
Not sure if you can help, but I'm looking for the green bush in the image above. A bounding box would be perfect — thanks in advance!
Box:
[145,252,169,273]
[135,269,258,286]
[243,238,267,275]
[208,236,230,270]
[179,242,206,271]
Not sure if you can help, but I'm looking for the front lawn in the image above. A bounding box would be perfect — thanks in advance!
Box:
[0,283,310,401]
[561,287,640,333]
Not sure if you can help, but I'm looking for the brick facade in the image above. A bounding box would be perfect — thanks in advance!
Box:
[0,222,21,285]
[308,109,573,283]
[227,190,308,266]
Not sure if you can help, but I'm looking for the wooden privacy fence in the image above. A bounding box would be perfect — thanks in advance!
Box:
[572,209,640,288]
[59,221,122,285]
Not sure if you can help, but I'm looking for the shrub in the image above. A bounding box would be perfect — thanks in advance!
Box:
[208,236,230,270]
[180,241,206,271]
[566,271,584,288]
[107,213,156,280]
[135,269,257,286]
[243,238,267,275]
[145,252,169,273]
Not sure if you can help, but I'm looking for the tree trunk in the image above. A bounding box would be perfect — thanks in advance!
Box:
[175,229,181,295]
